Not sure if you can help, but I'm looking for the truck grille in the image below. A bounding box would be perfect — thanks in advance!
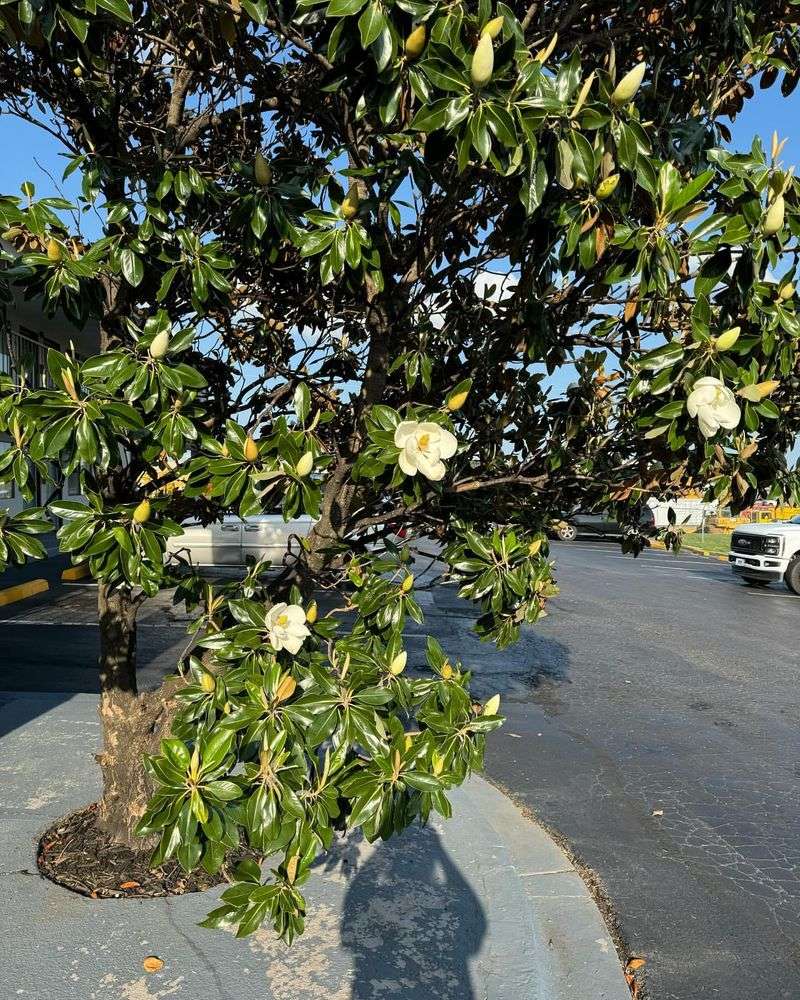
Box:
[731,532,767,555]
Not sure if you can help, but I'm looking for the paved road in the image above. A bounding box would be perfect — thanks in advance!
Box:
[478,540,800,1000]
[1,543,799,999]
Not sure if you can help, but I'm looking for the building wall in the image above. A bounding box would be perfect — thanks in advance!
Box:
[1,292,99,517]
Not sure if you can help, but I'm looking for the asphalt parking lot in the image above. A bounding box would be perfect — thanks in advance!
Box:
[1,540,798,1000]
[482,539,800,1000]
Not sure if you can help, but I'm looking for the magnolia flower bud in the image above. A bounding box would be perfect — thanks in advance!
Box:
[401,575,414,593]
[595,174,620,199]
[254,151,272,186]
[295,451,314,477]
[763,194,785,236]
[483,693,501,716]
[714,326,740,351]
[610,62,646,104]
[470,33,494,88]
[149,329,170,359]
[405,24,426,60]
[389,651,407,675]
[306,600,318,624]
[341,184,360,220]
[447,387,470,411]
[46,238,61,262]
[199,671,216,693]
[481,15,504,39]
[132,499,152,524]
[243,436,259,462]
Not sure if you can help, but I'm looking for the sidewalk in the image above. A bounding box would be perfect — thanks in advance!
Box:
[0,692,629,1000]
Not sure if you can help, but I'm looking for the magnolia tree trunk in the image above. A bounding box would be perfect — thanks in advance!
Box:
[95,584,177,850]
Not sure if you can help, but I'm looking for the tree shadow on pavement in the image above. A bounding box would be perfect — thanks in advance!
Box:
[322,824,486,999]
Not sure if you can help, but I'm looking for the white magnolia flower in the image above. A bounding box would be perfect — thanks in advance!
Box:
[394,420,458,481]
[265,603,310,655]
[686,376,741,439]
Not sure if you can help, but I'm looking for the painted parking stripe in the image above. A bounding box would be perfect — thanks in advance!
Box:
[0,618,186,627]
[0,579,49,607]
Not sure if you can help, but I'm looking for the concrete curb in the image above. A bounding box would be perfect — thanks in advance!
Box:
[61,563,90,582]
[0,577,49,607]
[0,691,629,1000]
[650,539,728,562]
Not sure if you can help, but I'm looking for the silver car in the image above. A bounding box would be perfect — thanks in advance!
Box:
[166,514,313,567]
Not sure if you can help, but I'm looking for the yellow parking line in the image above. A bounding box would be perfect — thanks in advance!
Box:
[61,563,90,582]
[0,578,49,607]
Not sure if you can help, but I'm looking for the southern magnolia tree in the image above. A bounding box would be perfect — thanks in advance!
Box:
[1,0,800,940]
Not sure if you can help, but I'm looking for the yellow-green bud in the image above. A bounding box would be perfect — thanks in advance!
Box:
[295,451,314,477]
[243,436,259,462]
[132,499,152,524]
[483,693,501,716]
[481,15,504,39]
[254,151,272,186]
[714,326,740,351]
[405,24,426,60]
[149,329,170,359]
[763,194,785,236]
[341,184,360,220]
[447,388,470,411]
[595,174,620,200]
[470,33,494,89]
[610,62,646,104]
[389,651,407,675]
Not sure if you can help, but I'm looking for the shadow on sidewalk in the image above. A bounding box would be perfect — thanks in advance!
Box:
[322,823,486,999]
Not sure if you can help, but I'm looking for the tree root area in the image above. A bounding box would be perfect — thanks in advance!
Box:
[37,802,253,899]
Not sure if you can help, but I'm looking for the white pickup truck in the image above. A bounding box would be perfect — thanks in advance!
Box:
[728,516,800,593]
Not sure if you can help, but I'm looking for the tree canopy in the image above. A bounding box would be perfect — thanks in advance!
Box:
[1,0,799,940]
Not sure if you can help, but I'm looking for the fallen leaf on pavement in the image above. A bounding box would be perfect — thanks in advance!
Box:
[143,956,164,973]
[120,881,140,889]
[626,957,646,972]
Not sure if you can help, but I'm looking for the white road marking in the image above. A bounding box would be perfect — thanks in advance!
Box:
[743,590,800,601]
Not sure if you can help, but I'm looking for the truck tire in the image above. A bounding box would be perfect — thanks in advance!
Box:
[743,577,770,588]
[556,523,578,542]
[784,557,800,595]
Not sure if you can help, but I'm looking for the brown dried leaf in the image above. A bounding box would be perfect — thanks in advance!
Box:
[623,297,638,323]
[120,880,140,889]
[626,957,647,971]
[143,956,164,973]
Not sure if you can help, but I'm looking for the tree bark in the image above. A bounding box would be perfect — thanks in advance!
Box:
[94,584,177,850]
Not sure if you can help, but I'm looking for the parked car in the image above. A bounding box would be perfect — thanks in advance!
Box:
[165,514,313,567]
[728,515,800,593]
[551,507,656,541]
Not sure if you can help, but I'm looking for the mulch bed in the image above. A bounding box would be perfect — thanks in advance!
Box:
[37,803,256,899]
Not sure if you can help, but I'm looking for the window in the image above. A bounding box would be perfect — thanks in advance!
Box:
[0,441,14,500]
[67,469,82,496]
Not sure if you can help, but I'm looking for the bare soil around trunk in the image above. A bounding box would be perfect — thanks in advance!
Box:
[37,802,256,899]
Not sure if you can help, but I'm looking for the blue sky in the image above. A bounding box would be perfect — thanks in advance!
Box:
[1,84,797,219]
[2,80,798,460]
